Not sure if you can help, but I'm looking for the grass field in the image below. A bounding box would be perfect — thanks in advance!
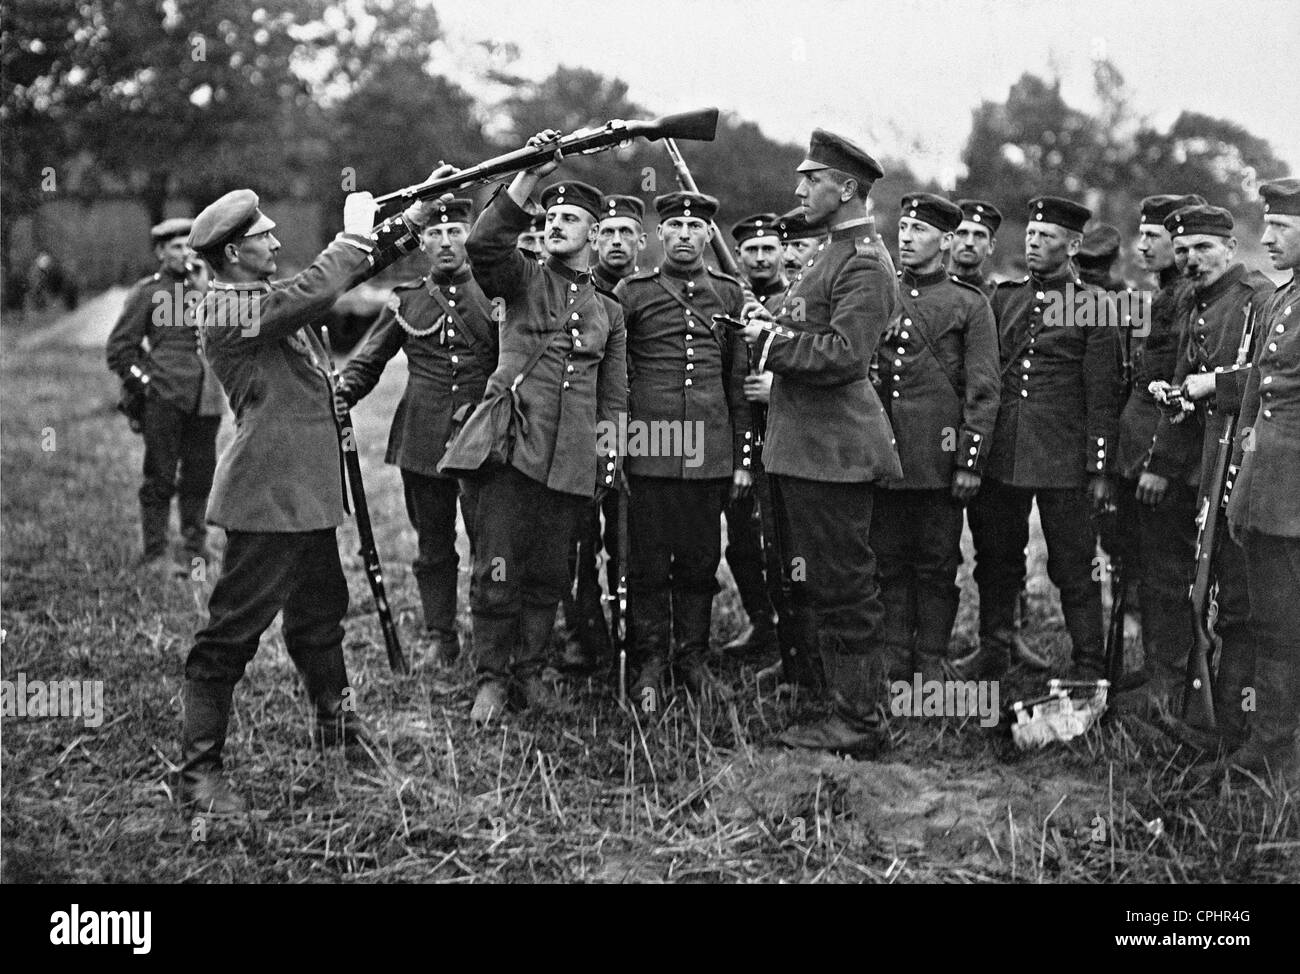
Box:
[2,307,1296,883]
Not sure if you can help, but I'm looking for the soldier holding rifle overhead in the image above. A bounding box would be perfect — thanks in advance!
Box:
[177,174,451,814]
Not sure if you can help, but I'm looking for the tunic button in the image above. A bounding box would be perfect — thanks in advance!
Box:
[893,374,901,382]
[1278,325,1286,333]
[448,300,456,307]
[451,384,458,392]
[1263,375,1272,384]
[451,355,459,364]
[686,363,694,371]
[1269,343,1278,352]
[1023,359,1031,368]
[969,447,977,454]
[973,434,981,441]
[900,331,909,340]
[1035,291,1045,300]
[910,289,919,297]
[1020,389,1028,398]
[685,378,693,387]
[563,380,570,390]
[903,319,912,326]
[447,329,455,337]
[567,365,575,373]
[1263,410,1272,419]
[570,283,578,292]
[571,313,580,320]
[687,348,695,357]
[896,347,905,355]
[891,391,899,398]
[1197,318,1205,325]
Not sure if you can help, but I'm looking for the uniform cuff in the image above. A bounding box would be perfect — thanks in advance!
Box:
[736,428,755,472]
[957,427,989,475]
[1086,435,1109,476]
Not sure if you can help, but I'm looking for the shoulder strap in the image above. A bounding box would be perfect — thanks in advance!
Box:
[427,286,475,348]
[896,295,963,398]
[653,275,728,350]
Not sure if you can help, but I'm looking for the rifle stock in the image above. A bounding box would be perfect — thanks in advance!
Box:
[319,328,409,675]
[375,108,720,208]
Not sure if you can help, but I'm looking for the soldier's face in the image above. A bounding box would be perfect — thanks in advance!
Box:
[1135,225,1175,273]
[1175,234,1235,289]
[516,230,545,258]
[796,169,847,228]
[657,216,711,266]
[232,230,280,280]
[1024,221,1078,274]
[783,238,818,275]
[594,217,645,272]
[421,223,469,274]
[738,238,782,285]
[897,217,950,272]
[1261,214,1300,272]
[156,238,192,276]
[544,206,597,259]
[952,221,994,270]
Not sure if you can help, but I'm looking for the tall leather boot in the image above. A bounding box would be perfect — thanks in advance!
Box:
[777,633,887,757]
[630,590,672,701]
[471,614,517,726]
[1212,637,1255,750]
[140,501,171,565]
[179,679,246,814]
[518,605,567,712]
[1223,655,1300,783]
[953,626,1011,680]
[295,646,374,751]
[877,573,916,681]
[775,598,824,694]
[178,495,211,563]
[673,589,726,697]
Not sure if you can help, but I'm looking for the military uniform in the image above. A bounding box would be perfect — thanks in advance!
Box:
[339,217,498,649]
[462,181,628,691]
[614,191,749,684]
[950,200,1003,298]
[1224,178,1300,778]
[1114,194,1205,696]
[180,188,427,810]
[106,218,225,563]
[968,196,1121,675]
[871,194,1000,679]
[1154,205,1274,742]
[752,130,902,752]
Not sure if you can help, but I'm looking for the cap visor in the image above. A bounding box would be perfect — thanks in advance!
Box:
[243,212,276,236]
[796,158,828,174]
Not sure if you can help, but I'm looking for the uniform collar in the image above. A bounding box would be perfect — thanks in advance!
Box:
[900,266,948,289]
[751,276,787,300]
[593,262,633,289]
[545,256,592,287]
[952,268,987,288]
[829,217,874,243]
[1029,262,1079,288]
[1195,262,1247,305]
[428,265,473,288]
[661,259,705,282]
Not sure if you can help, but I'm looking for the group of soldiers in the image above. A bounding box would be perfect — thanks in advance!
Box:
[104,125,1300,814]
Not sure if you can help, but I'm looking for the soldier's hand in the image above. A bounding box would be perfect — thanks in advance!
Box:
[1135,471,1169,507]
[1089,475,1112,511]
[743,371,772,403]
[740,321,768,346]
[740,297,770,321]
[951,470,981,503]
[730,468,753,502]
[333,389,351,422]
[1181,371,1217,402]
[344,191,379,235]
[525,130,564,176]
[402,164,460,227]
[1148,379,1175,404]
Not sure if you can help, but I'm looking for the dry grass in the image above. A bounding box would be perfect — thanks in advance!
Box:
[2,318,1296,884]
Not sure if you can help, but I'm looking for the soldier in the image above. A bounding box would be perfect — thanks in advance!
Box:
[961,196,1121,680]
[740,129,902,755]
[718,212,786,657]
[871,193,1000,683]
[777,207,827,279]
[1077,224,1129,291]
[950,200,1002,297]
[516,212,546,261]
[335,198,498,664]
[107,218,225,569]
[456,138,627,725]
[616,191,751,697]
[1111,194,1204,710]
[1150,204,1273,747]
[178,180,445,813]
[561,195,647,670]
[1217,177,1300,784]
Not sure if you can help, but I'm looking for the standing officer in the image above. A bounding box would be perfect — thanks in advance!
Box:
[1112,194,1204,708]
[336,199,498,665]
[561,194,647,670]
[617,191,751,697]
[962,197,1121,680]
[107,218,225,568]
[1152,204,1273,746]
[872,193,999,683]
[950,200,1002,297]
[455,136,627,726]
[178,181,444,813]
[718,212,786,657]
[740,129,902,756]
[1219,177,1300,784]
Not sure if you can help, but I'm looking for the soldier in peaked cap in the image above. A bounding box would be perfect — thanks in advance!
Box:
[1148,203,1273,747]
[452,134,626,725]
[950,200,1003,297]
[962,196,1122,682]
[107,216,225,569]
[1211,176,1300,785]
[517,210,546,262]
[738,128,901,756]
[335,199,498,666]
[177,175,453,814]
[1108,194,1205,712]
[871,192,999,685]
[561,193,647,671]
[716,211,787,658]
[614,190,750,698]
[777,207,828,278]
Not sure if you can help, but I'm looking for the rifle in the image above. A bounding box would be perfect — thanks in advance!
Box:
[1181,301,1257,728]
[374,109,720,209]
[614,472,630,707]
[662,137,744,280]
[1103,304,1136,687]
[318,327,409,675]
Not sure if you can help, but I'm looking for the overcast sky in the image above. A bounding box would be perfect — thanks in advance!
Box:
[433,0,1299,186]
